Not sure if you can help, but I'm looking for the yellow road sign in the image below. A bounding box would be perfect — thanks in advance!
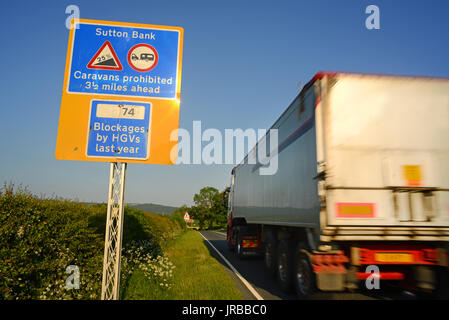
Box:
[56,19,183,164]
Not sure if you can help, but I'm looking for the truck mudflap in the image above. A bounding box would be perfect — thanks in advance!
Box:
[241,236,259,248]
[303,250,349,291]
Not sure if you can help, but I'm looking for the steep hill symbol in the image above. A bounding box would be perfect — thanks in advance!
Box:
[87,41,123,70]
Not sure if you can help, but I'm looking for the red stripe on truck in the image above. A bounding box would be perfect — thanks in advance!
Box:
[356,272,404,280]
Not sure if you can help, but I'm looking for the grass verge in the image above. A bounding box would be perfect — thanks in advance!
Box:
[123,231,243,300]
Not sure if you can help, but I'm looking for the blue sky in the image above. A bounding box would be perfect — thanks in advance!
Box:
[0,0,448,206]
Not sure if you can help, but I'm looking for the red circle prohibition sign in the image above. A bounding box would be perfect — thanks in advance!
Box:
[127,43,159,72]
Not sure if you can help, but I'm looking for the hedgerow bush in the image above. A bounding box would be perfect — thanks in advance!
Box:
[0,184,184,300]
[142,211,184,247]
[0,185,104,299]
[88,206,184,260]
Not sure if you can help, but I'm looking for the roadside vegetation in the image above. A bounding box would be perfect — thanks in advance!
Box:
[0,184,184,300]
[0,184,237,300]
[123,230,242,299]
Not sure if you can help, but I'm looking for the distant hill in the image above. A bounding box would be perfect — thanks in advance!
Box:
[128,203,179,215]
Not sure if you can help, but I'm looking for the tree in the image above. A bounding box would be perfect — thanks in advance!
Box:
[192,187,223,229]
[213,190,228,227]
[193,187,218,209]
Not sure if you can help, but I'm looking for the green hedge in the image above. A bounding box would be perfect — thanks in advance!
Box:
[0,185,184,300]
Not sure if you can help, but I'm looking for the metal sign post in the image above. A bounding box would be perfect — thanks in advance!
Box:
[101,162,127,300]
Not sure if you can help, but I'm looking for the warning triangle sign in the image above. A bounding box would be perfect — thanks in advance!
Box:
[87,41,123,70]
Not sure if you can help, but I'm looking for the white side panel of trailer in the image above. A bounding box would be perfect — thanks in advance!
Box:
[323,75,449,227]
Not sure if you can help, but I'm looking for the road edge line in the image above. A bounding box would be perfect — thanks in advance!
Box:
[211,231,227,237]
[198,231,264,301]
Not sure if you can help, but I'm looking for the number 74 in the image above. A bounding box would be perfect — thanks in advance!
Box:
[121,107,135,116]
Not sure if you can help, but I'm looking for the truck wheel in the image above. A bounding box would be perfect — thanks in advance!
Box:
[236,232,244,258]
[234,227,245,259]
[276,239,295,293]
[294,248,317,299]
[264,231,278,277]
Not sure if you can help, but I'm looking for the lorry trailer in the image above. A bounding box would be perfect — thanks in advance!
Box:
[224,72,449,298]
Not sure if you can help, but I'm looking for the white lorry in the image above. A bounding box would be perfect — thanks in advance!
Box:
[224,72,449,298]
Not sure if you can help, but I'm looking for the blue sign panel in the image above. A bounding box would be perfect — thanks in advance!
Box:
[67,22,180,99]
[87,100,151,159]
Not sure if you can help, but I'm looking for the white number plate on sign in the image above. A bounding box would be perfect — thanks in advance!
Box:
[96,103,146,120]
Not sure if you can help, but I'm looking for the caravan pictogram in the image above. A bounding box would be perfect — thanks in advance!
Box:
[87,41,123,70]
[127,43,159,72]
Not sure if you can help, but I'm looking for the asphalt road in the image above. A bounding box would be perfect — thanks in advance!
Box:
[199,230,420,300]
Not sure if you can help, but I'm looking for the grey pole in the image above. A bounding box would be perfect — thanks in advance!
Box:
[101,162,127,300]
